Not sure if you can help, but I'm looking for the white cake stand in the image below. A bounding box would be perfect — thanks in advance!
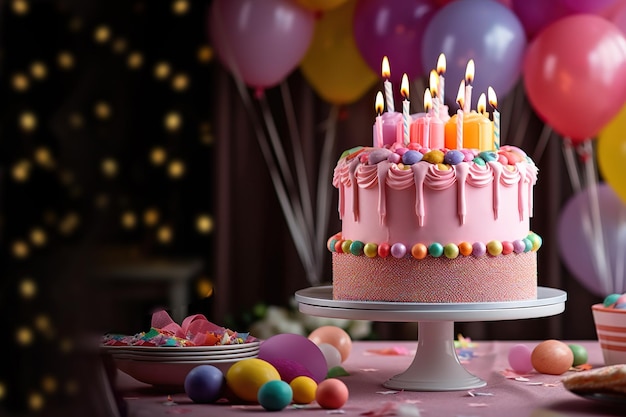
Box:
[295,286,567,392]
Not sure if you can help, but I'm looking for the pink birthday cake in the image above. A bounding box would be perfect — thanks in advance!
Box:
[328,59,541,303]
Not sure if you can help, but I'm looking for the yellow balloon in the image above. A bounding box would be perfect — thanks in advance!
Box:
[296,0,348,11]
[300,0,377,105]
[598,103,626,204]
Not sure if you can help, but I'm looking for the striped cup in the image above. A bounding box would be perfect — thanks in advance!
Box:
[592,303,626,365]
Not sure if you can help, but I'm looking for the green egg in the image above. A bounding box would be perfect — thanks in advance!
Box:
[604,293,621,307]
[568,343,588,366]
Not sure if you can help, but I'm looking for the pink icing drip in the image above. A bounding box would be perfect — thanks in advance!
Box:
[488,162,502,220]
[412,163,430,227]
[455,164,469,225]
[377,162,391,225]
[348,158,360,222]
[516,163,527,221]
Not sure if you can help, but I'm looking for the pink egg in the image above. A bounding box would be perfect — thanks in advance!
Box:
[308,326,352,362]
[315,378,348,409]
[317,343,342,369]
[258,334,327,383]
[507,343,533,374]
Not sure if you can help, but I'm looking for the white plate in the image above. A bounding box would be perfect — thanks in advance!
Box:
[114,358,241,388]
[104,345,259,357]
[101,341,259,353]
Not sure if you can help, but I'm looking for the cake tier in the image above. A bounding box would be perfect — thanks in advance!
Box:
[332,251,537,303]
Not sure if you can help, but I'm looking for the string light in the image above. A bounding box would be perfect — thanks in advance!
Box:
[157,225,173,244]
[154,62,171,80]
[101,158,118,177]
[30,61,47,80]
[197,45,213,63]
[19,278,37,299]
[172,0,190,15]
[30,227,47,247]
[196,214,214,234]
[93,25,111,43]
[57,51,74,69]
[19,111,37,132]
[196,277,214,298]
[164,111,182,131]
[150,147,167,165]
[121,211,137,229]
[112,37,127,54]
[127,51,143,69]
[168,159,185,178]
[12,240,30,259]
[172,73,189,91]
[16,326,34,346]
[144,208,160,226]
[94,101,111,119]
[12,160,31,182]
[12,72,29,91]
[41,375,58,394]
[12,0,29,15]
[28,392,44,411]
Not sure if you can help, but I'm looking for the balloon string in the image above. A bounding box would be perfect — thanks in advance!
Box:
[280,81,315,243]
[562,138,583,193]
[531,124,552,164]
[582,140,613,293]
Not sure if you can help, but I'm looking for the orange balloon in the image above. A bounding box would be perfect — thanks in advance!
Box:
[598,103,626,205]
[300,0,377,104]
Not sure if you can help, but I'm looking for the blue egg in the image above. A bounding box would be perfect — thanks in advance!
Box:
[258,380,293,411]
[402,150,423,165]
[478,151,498,162]
[603,293,621,307]
[184,365,224,403]
[443,150,464,165]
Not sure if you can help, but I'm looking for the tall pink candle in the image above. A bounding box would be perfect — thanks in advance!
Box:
[375,91,384,147]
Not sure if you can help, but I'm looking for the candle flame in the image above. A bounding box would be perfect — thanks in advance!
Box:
[429,70,439,97]
[465,59,475,85]
[456,80,465,108]
[401,73,409,99]
[382,56,391,79]
[375,91,384,115]
[488,86,498,109]
[477,93,486,114]
[437,53,446,75]
[424,89,433,112]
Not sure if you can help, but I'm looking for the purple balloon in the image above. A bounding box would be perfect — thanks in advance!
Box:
[353,0,437,84]
[560,0,620,14]
[208,0,315,89]
[557,184,626,296]
[511,0,568,39]
[421,0,526,107]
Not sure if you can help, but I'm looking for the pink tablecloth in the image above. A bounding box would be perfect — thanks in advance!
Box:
[115,340,625,417]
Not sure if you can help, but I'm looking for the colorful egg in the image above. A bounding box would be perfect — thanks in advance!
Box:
[317,343,342,369]
[315,378,349,409]
[604,293,621,307]
[184,365,224,403]
[507,344,533,374]
[568,343,588,366]
[226,358,280,402]
[257,380,293,411]
[308,326,352,363]
[531,340,573,375]
[290,376,317,404]
[258,334,328,383]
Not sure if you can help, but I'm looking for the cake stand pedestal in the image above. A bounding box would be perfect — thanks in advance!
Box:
[295,286,566,392]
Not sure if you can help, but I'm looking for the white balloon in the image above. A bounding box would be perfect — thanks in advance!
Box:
[317,343,342,369]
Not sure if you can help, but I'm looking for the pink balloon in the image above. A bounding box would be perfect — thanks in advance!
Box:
[523,15,626,142]
[557,184,626,296]
[609,2,626,36]
[208,0,315,89]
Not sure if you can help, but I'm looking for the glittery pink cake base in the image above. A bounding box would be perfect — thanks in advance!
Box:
[332,252,537,302]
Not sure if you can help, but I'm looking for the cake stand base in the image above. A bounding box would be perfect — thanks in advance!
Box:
[295,286,566,392]
[384,321,485,391]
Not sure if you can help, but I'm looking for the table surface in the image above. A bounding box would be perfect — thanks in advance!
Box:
[114,340,625,417]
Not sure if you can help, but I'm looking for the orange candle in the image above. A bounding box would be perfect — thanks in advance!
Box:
[444,112,493,151]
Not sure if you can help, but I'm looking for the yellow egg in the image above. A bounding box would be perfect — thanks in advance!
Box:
[226,358,280,402]
[531,340,574,375]
[290,375,317,404]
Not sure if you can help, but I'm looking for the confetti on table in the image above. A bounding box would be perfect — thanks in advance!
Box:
[467,391,493,397]
[468,402,489,407]
[376,390,401,395]
[360,368,379,372]
[365,346,414,356]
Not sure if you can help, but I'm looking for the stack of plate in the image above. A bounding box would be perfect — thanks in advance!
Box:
[101,342,260,388]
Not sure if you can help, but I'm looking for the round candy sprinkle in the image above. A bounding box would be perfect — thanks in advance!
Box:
[422,149,445,164]
[363,243,378,258]
[315,378,349,410]
[458,241,473,256]
[395,147,408,156]
[502,241,514,255]
[472,241,486,257]
[368,149,392,165]
[378,243,390,258]
[513,239,526,254]
[387,153,401,164]
[428,242,444,258]
[528,233,542,251]
[614,294,626,309]
[184,365,224,404]
[486,240,503,256]
[349,240,364,256]
[290,376,317,404]
[402,150,423,165]
[327,237,336,252]
[568,343,588,366]
[341,240,352,254]
[473,157,486,166]
[478,151,497,162]
[258,380,293,411]
[603,293,621,307]
[444,243,459,259]
[507,344,533,374]
[523,238,532,252]
[334,240,344,253]
[497,154,508,165]
[443,150,464,165]
[411,243,428,260]
[391,243,407,258]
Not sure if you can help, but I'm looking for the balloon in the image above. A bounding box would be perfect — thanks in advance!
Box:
[295,0,348,11]
[557,183,626,296]
[353,0,437,84]
[560,0,620,14]
[523,15,626,143]
[300,0,377,104]
[421,0,526,107]
[208,0,315,89]
[609,1,626,36]
[598,104,626,204]
[511,0,568,39]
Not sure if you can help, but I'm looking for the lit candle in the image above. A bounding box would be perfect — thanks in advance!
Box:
[488,86,500,149]
[401,73,410,146]
[437,53,446,107]
[375,91,384,148]
[429,69,439,120]
[456,80,464,150]
[464,59,474,114]
[382,56,394,113]
[423,89,432,148]
[477,93,487,117]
